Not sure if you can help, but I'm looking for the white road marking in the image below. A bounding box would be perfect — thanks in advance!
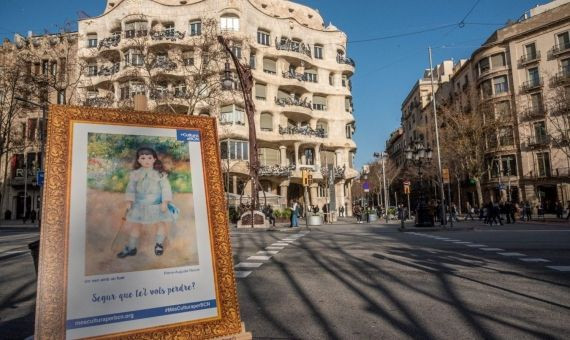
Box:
[281,238,297,241]
[519,258,550,263]
[235,271,252,278]
[481,248,504,251]
[247,255,272,261]
[257,250,279,255]
[235,262,263,268]
[444,239,460,242]
[547,266,570,272]
[466,244,487,247]
[2,250,28,255]
[272,243,289,246]
[266,246,284,250]
[454,242,471,244]
[498,252,526,257]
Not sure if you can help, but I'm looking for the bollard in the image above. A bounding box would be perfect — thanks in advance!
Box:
[28,240,40,275]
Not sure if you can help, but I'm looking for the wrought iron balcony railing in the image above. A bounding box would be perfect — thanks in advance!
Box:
[259,164,296,177]
[84,96,114,107]
[320,165,346,179]
[526,167,570,179]
[278,125,327,138]
[336,55,355,67]
[518,51,540,66]
[274,96,312,109]
[520,78,543,92]
[98,35,121,50]
[519,106,545,121]
[151,58,177,71]
[282,70,307,81]
[97,63,120,76]
[552,67,570,86]
[150,30,185,41]
[527,135,551,147]
[551,40,570,56]
[275,37,312,58]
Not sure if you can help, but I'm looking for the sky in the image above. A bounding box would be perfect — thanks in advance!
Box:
[0,0,551,169]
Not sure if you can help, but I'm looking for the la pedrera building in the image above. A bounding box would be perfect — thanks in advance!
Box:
[0,0,358,220]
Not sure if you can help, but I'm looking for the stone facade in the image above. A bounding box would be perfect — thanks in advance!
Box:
[389,0,570,212]
[0,0,358,219]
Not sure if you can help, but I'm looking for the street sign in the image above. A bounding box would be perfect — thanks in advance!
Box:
[362,181,370,192]
[442,168,450,184]
[36,171,45,186]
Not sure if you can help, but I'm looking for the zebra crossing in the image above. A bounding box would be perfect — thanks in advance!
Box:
[408,232,569,273]
[233,231,310,279]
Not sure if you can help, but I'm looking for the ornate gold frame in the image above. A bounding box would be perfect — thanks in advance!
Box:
[35,105,242,339]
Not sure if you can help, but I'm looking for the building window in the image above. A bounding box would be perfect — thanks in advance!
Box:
[220,15,240,32]
[125,21,147,38]
[259,148,280,166]
[534,121,547,139]
[527,67,540,87]
[42,60,49,75]
[50,62,57,76]
[345,124,353,139]
[164,23,175,36]
[304,69,318,83]
[495,101,510,116]
[314,44,323,59]
[87,64,98,76]
[329,73,334,86]
[557,31,570,51]
[491,53,505,68]
[257,30,270,46]
[220,140,249,160]
[174,83,187,97]
[493,76,508,95]
[220,104,245,125]
[260,112,273,131]
[27,118,38,141]
[182,50,194,66]
[231,45,242,59]
[87,34,97,48]
[249,53,256,69]
[530,92,543,112]
[525,43,537,60]
[262,58,276,75]
[498,127,514,146]
[57,90,65,104]
[342,74,348,87]
[304,148,314,165]
[316,121,328,134]
[478,57,490,76]
[536,152,551,177]
[313,95,327,111]
[345,97,352,112]
[255,83,267,101]
[561,58,570,75]
[189,20,202,36]
[125,49,144,66]
[501,155,517,176]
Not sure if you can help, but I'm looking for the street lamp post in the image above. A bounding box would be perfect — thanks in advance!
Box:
[405,141,433,226]
[15,97,47,228]
[218,36,263,228]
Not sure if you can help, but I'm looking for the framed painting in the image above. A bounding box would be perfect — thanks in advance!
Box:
[35,105,243,339]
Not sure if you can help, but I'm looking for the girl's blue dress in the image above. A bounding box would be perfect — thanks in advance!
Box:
[125,168,174,224]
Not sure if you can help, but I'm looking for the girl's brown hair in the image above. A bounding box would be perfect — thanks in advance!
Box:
[133,147,165,173]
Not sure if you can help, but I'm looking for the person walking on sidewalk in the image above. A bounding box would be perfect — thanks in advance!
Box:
[465,203,475,221]
[353,204,362,223]
[290,200,299,228]
[30,209,37,224]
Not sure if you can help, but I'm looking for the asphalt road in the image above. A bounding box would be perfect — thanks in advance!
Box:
[1,220,569,339]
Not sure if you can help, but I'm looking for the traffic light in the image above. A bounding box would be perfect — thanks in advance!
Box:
[308,174,313,185]
[302,169,308,187]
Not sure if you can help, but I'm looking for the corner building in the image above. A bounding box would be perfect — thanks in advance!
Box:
[76,0,358,214]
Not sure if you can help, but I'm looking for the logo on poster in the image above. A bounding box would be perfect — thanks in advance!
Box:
[176,130,200,142]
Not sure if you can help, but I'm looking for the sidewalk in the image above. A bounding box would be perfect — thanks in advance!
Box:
[0,219,40,232]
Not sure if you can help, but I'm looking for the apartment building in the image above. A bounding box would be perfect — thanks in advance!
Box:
[0,0,358,219]
[389,0,570,212]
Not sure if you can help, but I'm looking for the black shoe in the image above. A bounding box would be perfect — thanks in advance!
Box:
[155,243,164,256]
[117,247,137,258]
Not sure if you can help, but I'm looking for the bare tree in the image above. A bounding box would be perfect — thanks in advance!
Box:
[545,85,570,161]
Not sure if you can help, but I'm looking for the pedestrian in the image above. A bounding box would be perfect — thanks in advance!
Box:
[465,203,474,221]
[339,205,344,217]
[450,203,458,222]
[290,200,299,227]
[322,203,328,223]
[263,204,276,227]
[353,204,362,223]
[30,209,37,224]
[555,201,563,219]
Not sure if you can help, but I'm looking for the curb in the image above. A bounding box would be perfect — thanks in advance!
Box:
[398,226,475,232]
